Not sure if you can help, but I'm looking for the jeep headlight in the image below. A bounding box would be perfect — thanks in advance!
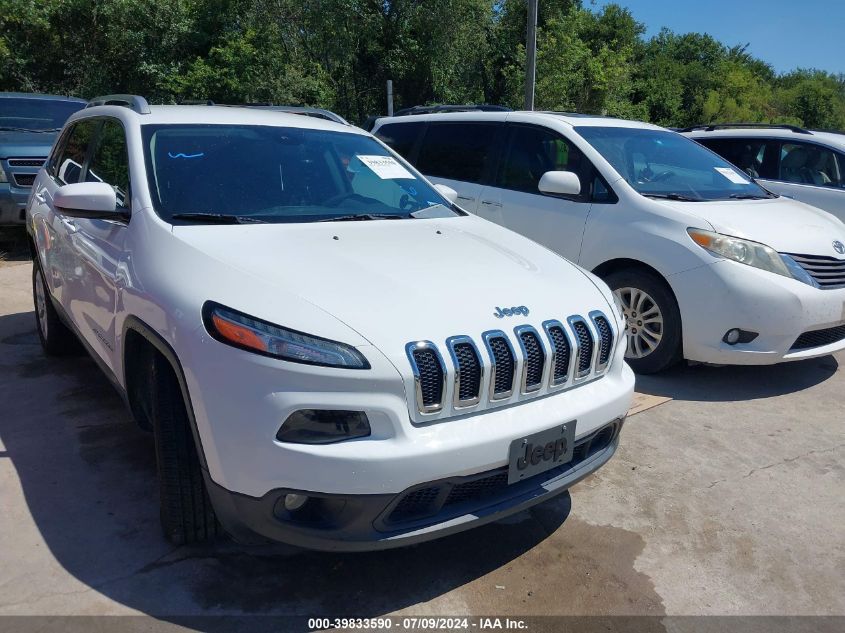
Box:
[203,302,370,369]
[687,228,800,280]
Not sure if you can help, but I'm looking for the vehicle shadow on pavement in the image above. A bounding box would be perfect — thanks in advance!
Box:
[0,310,669,622]
[635,356,839,402]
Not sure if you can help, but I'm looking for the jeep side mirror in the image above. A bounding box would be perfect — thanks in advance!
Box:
[434,183,458,203]
[538,171,581,198]
[53,182,128,221]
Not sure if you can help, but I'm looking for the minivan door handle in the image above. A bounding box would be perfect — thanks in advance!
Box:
[457,195,476,202]
[481,200,502,207]
[34,191,46,204]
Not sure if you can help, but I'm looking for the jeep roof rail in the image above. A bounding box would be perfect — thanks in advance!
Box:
[87,94,151,115]
[679,122,811,134]
[392,104,511,117]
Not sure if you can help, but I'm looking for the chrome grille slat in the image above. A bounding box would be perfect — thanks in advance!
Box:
[543,320,572,387]
[590,312,614,369]
[568,317,594,379]
[483,330,516,400]
[514,325,546,394]
[447,336,483,408]
[406,342,446,414]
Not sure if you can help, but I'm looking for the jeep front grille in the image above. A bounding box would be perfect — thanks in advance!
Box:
[783,253,845,290]
[406,312,615,417]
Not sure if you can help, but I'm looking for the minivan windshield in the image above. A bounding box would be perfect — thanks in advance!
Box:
[575,126,774,202]
[0,98,85,131]
[141,124,457,223]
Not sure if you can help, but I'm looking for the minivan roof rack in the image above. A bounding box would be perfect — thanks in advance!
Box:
[392,104,511,117]
[679,122,811,134]
[87,94,151,115]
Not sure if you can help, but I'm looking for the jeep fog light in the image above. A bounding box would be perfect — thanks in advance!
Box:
[276,409,370,444]
[284,494,309,512]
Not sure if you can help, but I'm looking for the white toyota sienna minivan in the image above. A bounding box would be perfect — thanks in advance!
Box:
[26,96,634,550]
[374,111,845,373]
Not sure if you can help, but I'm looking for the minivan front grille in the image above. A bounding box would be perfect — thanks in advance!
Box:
[790,324,845,351]
[406,312,614,417]
[784,253,845,289]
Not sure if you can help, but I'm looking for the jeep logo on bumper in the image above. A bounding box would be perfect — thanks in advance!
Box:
[494,305,529,318]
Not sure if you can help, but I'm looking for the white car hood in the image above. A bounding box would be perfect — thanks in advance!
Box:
[665,196,845,256]
[173,215,614,356]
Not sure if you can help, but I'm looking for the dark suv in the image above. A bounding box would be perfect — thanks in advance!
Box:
[1,93,87,226]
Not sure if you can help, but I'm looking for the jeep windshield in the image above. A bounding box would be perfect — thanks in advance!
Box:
[575,126,774,202]
[0,98,85,131]
[141,124,458,223]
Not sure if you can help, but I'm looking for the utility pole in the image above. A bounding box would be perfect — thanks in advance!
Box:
[524,0,538,110]
[387,79,394,116]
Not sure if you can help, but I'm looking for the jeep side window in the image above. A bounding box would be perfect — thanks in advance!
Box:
[416,122,501,184]
[498,126,591,199]
[374,122,425,164]
[86,120,130,208]
[779,142,844,188]
[55,120,99,185]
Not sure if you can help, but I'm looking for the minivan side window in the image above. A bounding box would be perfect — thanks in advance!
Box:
[779,142,844,188]
[498,125,595,199]
[86,120,131,208]
[416,122,501,184]
[55,120,99,185]
[375,122,425,164]
[697,138,773,180]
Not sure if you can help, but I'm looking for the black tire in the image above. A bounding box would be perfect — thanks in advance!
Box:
[32,261,82,356]
[603,268,682,374]
[150,355,220,545]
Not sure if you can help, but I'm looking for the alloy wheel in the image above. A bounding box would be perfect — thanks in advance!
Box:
[613,286,663,359]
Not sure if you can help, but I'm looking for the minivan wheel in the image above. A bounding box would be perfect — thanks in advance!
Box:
[150,355,221,545]
[32,262,81,356]
[604,269,682,374]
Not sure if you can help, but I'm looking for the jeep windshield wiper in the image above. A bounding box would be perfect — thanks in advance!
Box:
[317,213,408,222]
[171,213,267,224]
[0,126,61,133]
[643,193,704,202]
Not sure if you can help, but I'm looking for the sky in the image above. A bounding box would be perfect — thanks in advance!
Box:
[592,0,845,75]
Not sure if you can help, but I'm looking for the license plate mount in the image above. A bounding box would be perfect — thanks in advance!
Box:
[507,421,576,485]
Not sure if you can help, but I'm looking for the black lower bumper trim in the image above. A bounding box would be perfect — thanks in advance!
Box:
[206,418,624,552]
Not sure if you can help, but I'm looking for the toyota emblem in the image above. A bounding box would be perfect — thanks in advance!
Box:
[834,240,845,255]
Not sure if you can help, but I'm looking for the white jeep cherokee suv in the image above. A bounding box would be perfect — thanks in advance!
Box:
[26,95,634,550]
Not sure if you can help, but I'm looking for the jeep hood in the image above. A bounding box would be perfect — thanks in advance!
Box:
[173,215,614,355]
[660,196,845,256]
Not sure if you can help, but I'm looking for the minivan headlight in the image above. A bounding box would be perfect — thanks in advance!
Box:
[203,302,370,369]
[687,229,793,279]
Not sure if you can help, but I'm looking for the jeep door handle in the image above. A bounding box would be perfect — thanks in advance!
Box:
[481,200,502,207]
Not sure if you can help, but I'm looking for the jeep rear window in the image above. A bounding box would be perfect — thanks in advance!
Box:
[141,124,459,223]
[0,98,85,131]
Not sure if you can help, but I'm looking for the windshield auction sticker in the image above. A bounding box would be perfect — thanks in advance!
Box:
[357,155,414,179]
[714,167,751,184]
